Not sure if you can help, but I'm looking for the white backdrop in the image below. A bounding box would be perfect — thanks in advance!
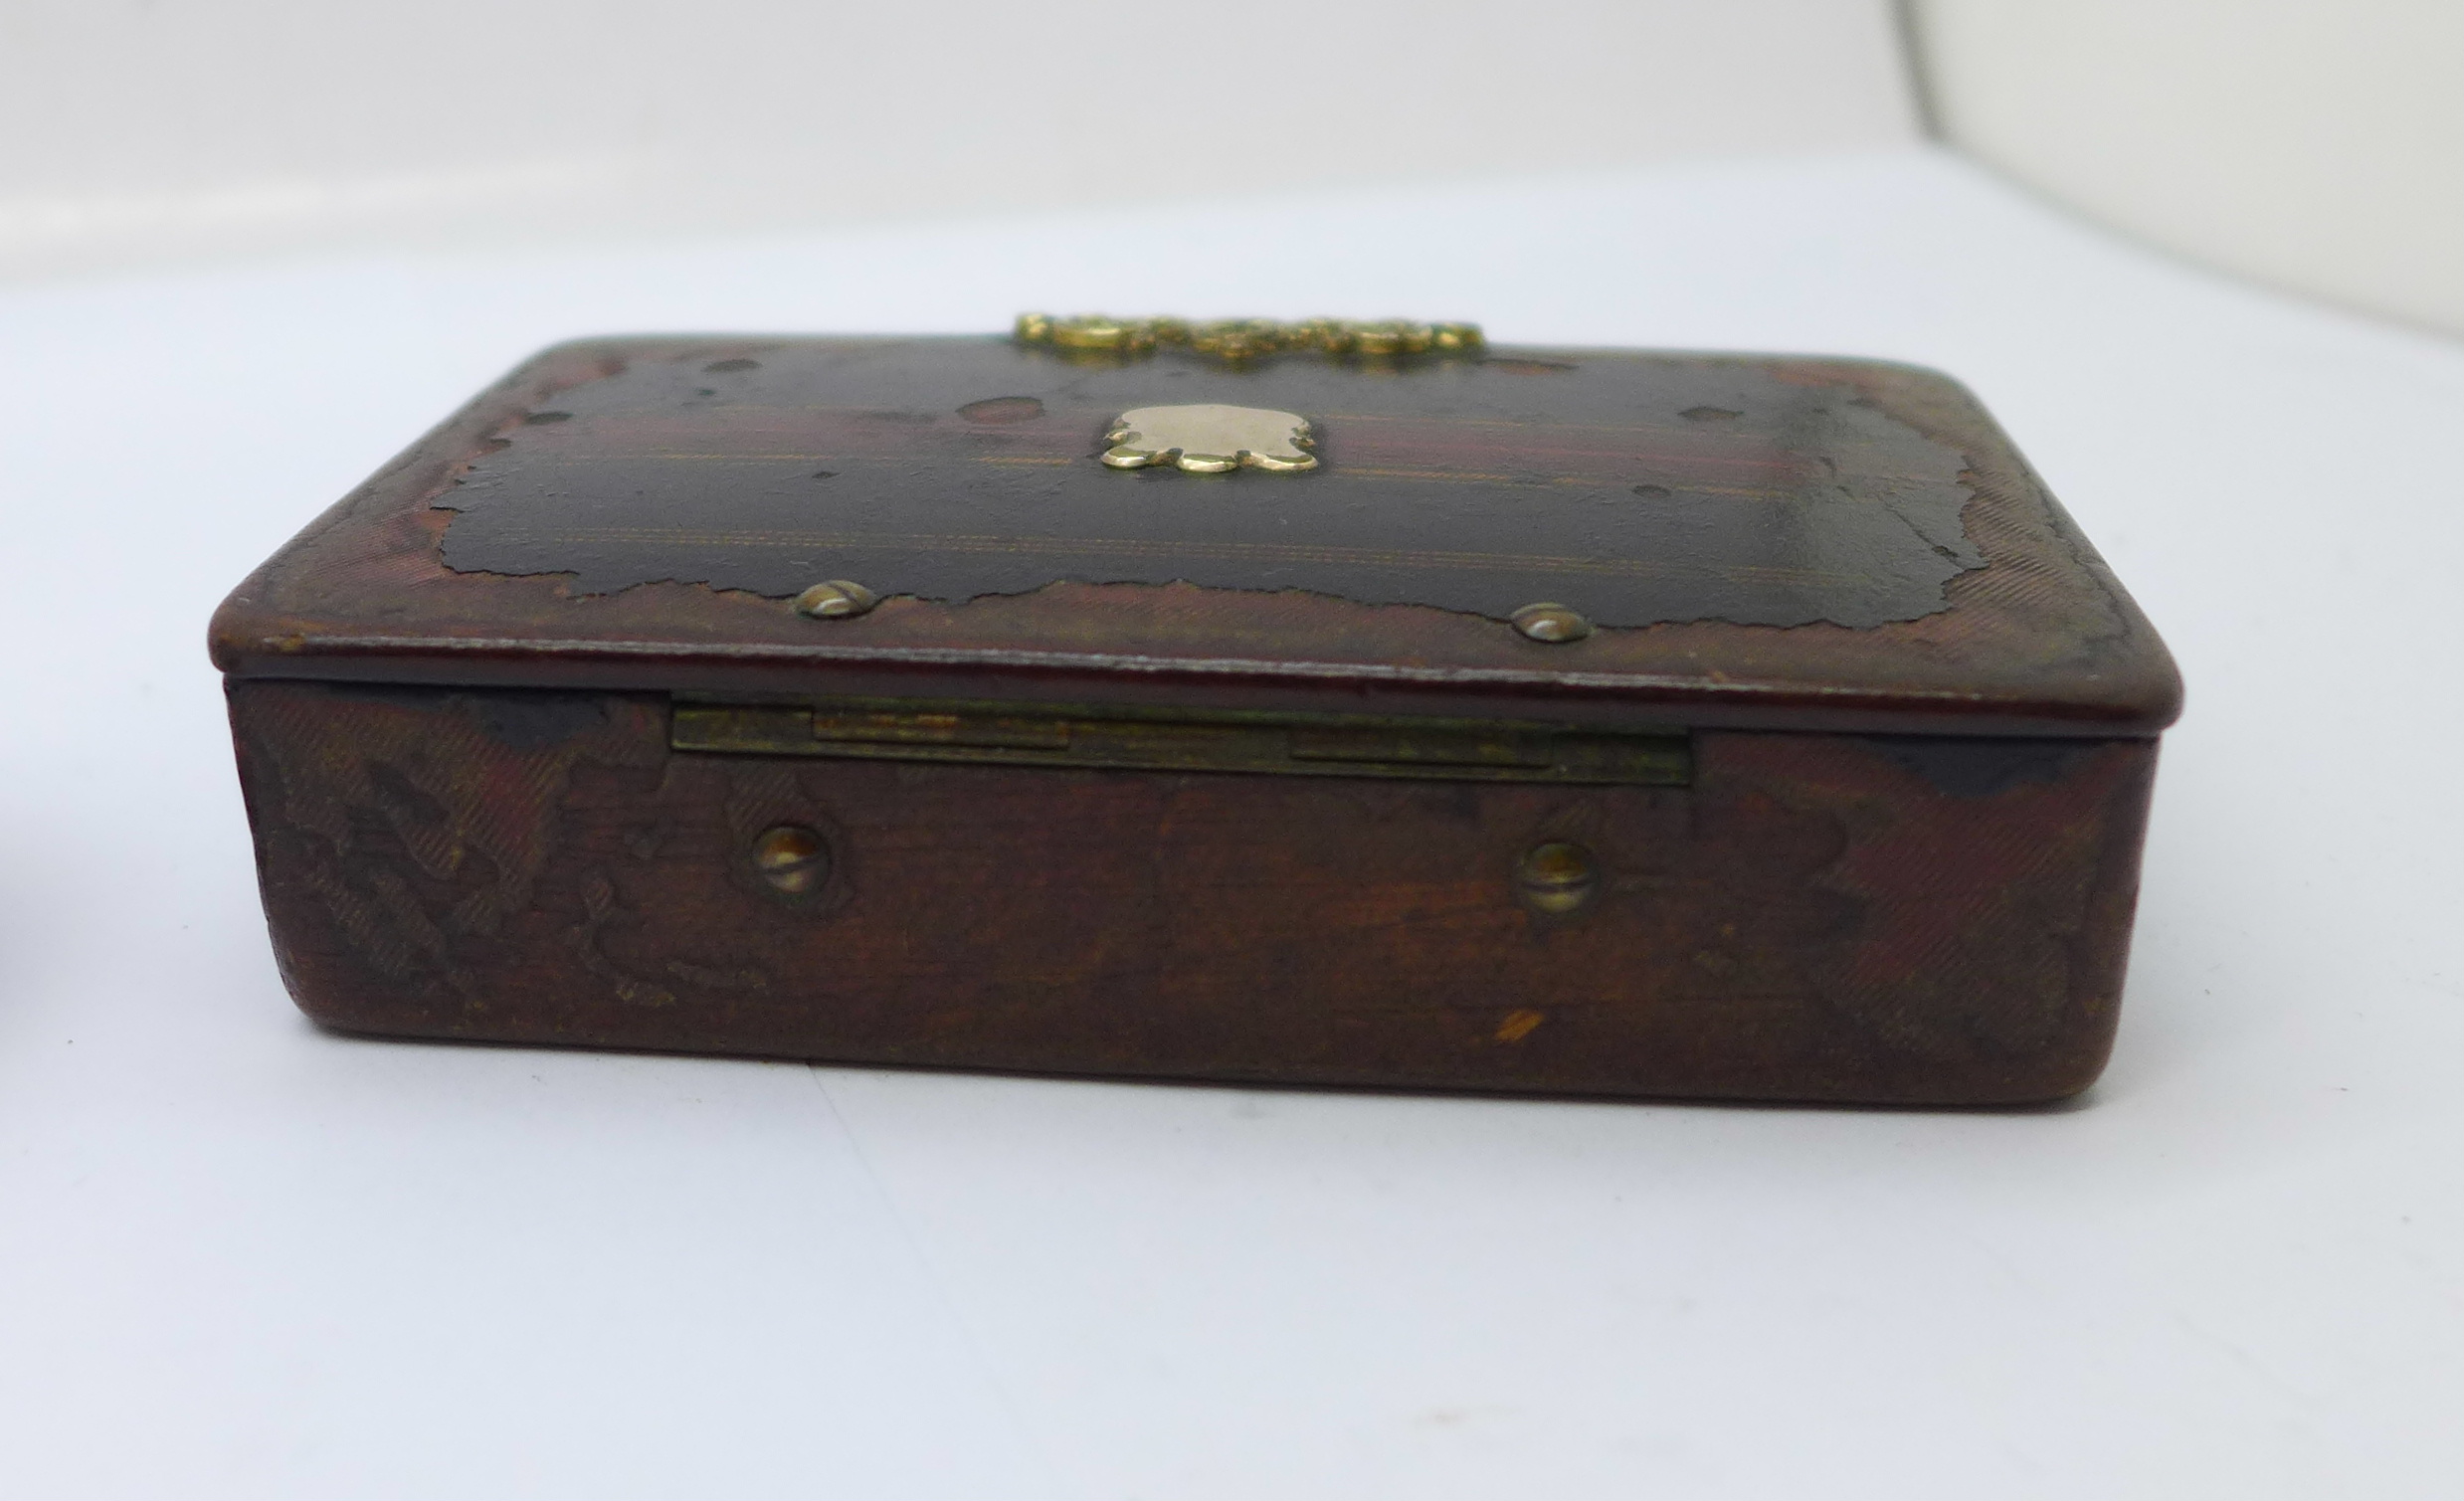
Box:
[0,147,2458,1498]
[1913,0,2464,337]
[0,0,1919,278]
[2,5,2461,1495]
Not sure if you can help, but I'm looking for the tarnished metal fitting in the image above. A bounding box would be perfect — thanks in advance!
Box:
[1014,313,1483,364]
[794,580,880,620]
[1057,316,1154,354]
[1350,320,1435,357]
[1016,313,1160,356]
[1510,602,1593,644]
[751,824,830,896]
[1288,316,1350,353]
[1515,841,1599,915]
[1189,318,1284,361]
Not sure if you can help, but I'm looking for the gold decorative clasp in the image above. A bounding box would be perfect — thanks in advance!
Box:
[1015,312,1483,363]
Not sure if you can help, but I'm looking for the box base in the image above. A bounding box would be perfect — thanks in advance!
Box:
[228,680,2156,1105]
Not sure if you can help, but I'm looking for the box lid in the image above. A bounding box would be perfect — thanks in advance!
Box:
[210,331,2180,737]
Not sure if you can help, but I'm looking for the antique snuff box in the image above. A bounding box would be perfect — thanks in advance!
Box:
[211,316,2180,1104]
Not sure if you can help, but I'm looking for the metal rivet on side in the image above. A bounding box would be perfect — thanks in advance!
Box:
[751,825,830,895]
[1511,602,1593,644]
[794,580,879,620]
[1515,841,1599,915]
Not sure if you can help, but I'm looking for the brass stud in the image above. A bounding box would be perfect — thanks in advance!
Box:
[1515,841,1599,915]
[794,580,879,620]
[751,824,830,896]
[1511,602,1593,644]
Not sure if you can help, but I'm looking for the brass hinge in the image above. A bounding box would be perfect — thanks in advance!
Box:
[672,697,1689,787]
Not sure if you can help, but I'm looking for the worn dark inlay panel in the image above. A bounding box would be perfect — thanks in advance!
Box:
[436,339,1982,630]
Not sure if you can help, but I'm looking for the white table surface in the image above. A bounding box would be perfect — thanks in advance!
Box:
[1,146,2456,1500]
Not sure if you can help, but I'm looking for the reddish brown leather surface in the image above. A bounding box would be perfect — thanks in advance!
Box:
[231,680,2156,1104]
[210,337,2181,739]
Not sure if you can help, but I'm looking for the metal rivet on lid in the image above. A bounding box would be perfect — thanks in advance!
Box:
[1511,602,1593,644]
[1515,841,1599,915]
[794,580,879,620]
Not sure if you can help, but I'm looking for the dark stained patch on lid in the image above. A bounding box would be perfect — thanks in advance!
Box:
[957,396,1045,424]
[434,342,1984,631]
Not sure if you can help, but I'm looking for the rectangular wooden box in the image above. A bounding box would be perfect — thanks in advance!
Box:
[211,327,2180,1104]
